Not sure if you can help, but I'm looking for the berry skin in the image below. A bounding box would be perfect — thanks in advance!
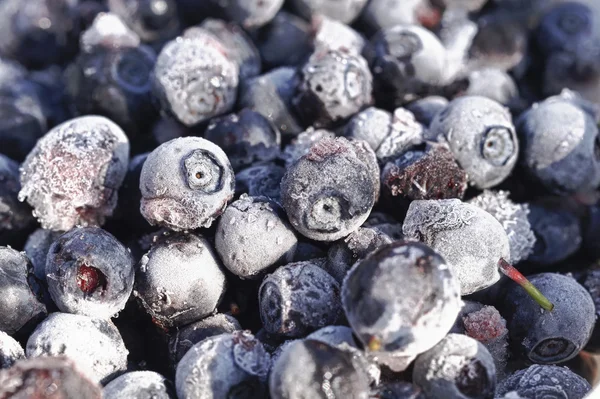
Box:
[501,273,595,364]
[374,108,425,162]
[312,15,366,55]
[103,371,176,399]
[204,109,281,172]
[342,241,462,372]
[79,12,141,53]
[0,247,47,336]
[45,227,134,319]
[413,334,497,399]
[257,11,313,70]
[293,48,373,129]
[497,365,591,399]
[403,199,510,295]
[215,195,297,279]
[168,313,241,365]
[405,96,448,127]
[269,339,370,399]
[381,141,468,205]
[139,137,235,231]
[365,24,447,106]
[516,93,600,195]
[343,107,395,152]
[358,0,425,35]
[152,32,239,126]
[219,0,284,29]
[235,162,285,202]
[176,331,271,399]
[535,2,595,57]
[18,116,130,232]
[369,382,426,399]
[26,313,128,384]
[468,190,535,264]
[281,128,336,168]
[108,0,180,46]
[0,155,35,246]
[134,232,227,328]
[0,356,103,399]
[0,331,25,369]
[281,137,380,242]
[427,96,519,189]
[259,259,341,338]
[114,153,150,234]
[290,0,368,24]
[464,68,520,106]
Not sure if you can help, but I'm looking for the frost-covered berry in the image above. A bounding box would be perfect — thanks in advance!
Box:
[0,154,35,244]
[402,199,510,295]
[139,137,235,231]
[427,96,518,189]
[103,371,175,399]
[374,108,425,162]
[469,190,535,263]
[269,339,370,399]
[312,15,366,54]
[281,137,379,241]
[501,273,595,364]
[19,116,129,232]
[406,96,448,127]
[281,128,335,168]
[343,107,394,152]
[0,356,102,398]
[168,313,241,364]
[176,331,271,399]
[0,247,46,335]
[381,142,468,204]
[0,331,25,369]
[293,49,373,128]
[325,227,392,283]
[108,0,180,45]
[259,260,341,337]
[235,162,285,201]
[24,229,63,282]
[219,0,284,29]
[413,334,496,399]
[497,365,591,399]
[216,195,297,279]
[134,232,227,328]
[342,241,461,372]
[26,313,128,384]
[204,109,281,172]
[46,227,134,319]
[79,12,141,53]
[517,93,600,194]
[290,0,368,24]
[152,32,238,126]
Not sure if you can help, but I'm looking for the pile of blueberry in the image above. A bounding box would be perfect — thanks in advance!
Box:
[1,0,600,398]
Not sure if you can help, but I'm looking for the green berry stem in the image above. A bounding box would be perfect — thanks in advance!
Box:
[498,258,554,311]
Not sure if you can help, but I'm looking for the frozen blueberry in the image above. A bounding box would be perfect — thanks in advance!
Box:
[358,0,425,35]
[139,137,235,231]
[79,12,141,53]
[168,313,241,364]
[134,232,227,328]
[325,227,392,284]
[437,8,478,81]
[238,67,303,137]
[0,155,35,245]
[152,32,238,126]
[463,68,519,107]
[216,195,297,279]
[45,227,134,318]
[381,141,468,206]
[259,259,341,337]
[0,247,46,335]
[199,18,261,81]
[19,116,130,232]
[269,339,370,399]
[176,331,271,399]
[103,371,175,399]
[365,24,447,106]
[0,0,81,69]
[27,65,73,129]
[527,202,582,266]
[204,109,281,172]
[289,0,368,24]
[65,44,157,135]
[219,0,284,29]
[497,364,591,399]
[542,52,600,106]
[293,48,373,128]
[281,137,379,241]
[405,96,448,127]
[413,334,496,399]
[343,107,394,152]
[281,128,335,168]
[370,381,426,399]
[108,0,180,46]
[517,94,600,194]
[0,331,25,369]
[257,11,313,69]
[0,356,102,398]
[115,153,150,234]
[312,15,366,55]
[342,241,461,371]
[502,273,595,364]
[403,199,510,295]
[235,162,285,201]
[26,313,128,384]
[291,240,328,263]
[427,96,518,189]
[536,2,595,57]
[468,190,535,264]
[375,108,426,162]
